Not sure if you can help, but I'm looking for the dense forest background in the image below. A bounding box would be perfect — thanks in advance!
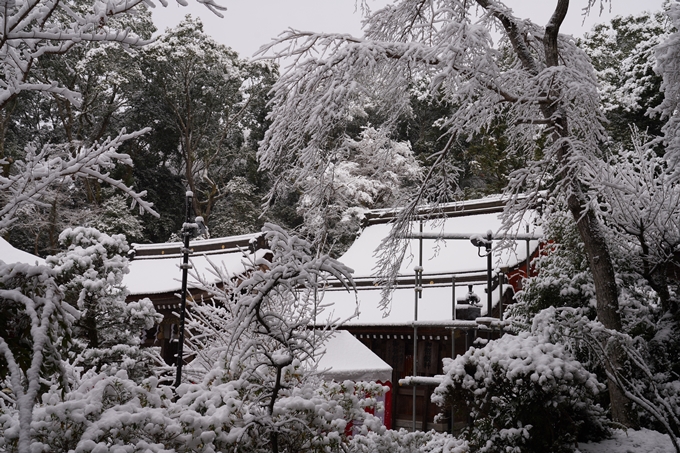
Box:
[2,7,669,258]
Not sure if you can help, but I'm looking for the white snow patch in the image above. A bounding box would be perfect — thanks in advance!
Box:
[578,428,676,453]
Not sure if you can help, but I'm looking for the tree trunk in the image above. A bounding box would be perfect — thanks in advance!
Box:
[477,0,637,426]
[567,192,636,427]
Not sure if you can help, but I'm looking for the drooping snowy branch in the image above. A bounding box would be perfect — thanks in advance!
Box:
[0,0,226,110]
[258,0,605,287]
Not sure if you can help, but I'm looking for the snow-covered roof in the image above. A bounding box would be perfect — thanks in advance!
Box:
[318,283,512,326]
[320,198,539,326]
[130,232,263,258]
[315,330,392,382]
[0,237,44,265]
[342,211,541,279]
[124,236,269,296]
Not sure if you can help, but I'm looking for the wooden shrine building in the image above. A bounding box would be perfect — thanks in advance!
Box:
[316,196,543,431]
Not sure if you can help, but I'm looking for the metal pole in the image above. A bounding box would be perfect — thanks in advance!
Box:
[413,221,423,431]
[498,272,503,321]
[452,276,456,322]
[486,230,492,318]
[174,191,193,389]
[525,224,531,283]
[451,275,456,433]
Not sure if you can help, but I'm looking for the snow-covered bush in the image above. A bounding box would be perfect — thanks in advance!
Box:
[532,307,680,452]
[348,429,468,453]
[1,371,176,453]
[432,332,609,453]
[0,227,166,452]
[47,227,163,382]
[171,376,386,453]
[0,261,80,453]
[0,367,389,453]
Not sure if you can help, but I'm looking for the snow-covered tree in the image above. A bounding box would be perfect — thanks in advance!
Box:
[0,0,229,242]
[581,10,672,149]
[594,130,680,314]
[0,0,224,111]
[208,176,262,237]
[654,2,680,168]
[138,17,276,229]
[258,0,634,425]
[91,194,145,243]
[297,127,422,253]
[512,140,680,443]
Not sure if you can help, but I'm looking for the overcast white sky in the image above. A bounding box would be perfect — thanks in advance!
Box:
[150,0,667,59]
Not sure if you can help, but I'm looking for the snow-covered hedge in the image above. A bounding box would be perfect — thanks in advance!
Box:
[0,368,387,453]
[348,429,468,453]
[432,332,609,453]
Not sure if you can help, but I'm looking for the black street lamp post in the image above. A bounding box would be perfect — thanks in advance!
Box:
[174,191,194,389]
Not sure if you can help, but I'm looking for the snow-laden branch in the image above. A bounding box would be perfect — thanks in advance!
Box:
[0,0,226,110]
[587,129,680,289]
[185,223,356,378]
[0,128,158,231]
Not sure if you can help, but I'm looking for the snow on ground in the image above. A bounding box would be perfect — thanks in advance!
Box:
[577,429,676,453]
